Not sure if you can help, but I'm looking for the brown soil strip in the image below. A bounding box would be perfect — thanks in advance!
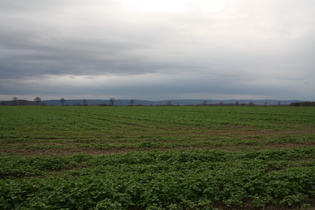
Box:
[1,142,314,157]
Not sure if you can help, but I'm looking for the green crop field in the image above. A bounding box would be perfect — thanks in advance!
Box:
[0,106,314,209]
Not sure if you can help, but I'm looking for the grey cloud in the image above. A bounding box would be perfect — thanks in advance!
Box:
[1,0,315,100]
[0,29,171,79]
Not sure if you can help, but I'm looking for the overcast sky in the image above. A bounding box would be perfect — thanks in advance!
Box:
[1,0,314,101]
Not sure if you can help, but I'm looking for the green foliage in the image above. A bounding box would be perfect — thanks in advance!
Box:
[1,106,314,150]
[0,106,314,209]
[0,149,314,209]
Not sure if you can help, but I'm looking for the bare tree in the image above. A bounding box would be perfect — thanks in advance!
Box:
[129,99,135,106]
[110,97,115,106]
[202,100,208,106]
[249,101,255,106]
[34,97,41,106]
[60,98,65,106]
[167,101,172,106]
[83,98,87,106]
[19,100,24,106]
[12,97,18,106]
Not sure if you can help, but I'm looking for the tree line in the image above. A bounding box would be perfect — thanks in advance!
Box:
[290,101,315,106]
[3,97,315,106]
[5,97,127,106]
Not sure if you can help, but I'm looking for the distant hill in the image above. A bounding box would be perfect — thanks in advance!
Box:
[40,99,304,106]
[0,99,307,106]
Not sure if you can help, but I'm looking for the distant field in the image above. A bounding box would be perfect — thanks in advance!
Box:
[0,106,314,209]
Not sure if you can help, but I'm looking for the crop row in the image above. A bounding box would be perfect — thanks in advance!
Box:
[1,106,314,208]
[1,148,314,209]
[1,107,315,132]
[2,166,314,209]
[1,147,314,179]
[1,106,314,156]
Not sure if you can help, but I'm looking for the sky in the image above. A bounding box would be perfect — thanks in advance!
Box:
[1,0,315,101]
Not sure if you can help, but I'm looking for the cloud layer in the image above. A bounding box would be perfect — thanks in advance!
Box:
[1,0,315,100]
